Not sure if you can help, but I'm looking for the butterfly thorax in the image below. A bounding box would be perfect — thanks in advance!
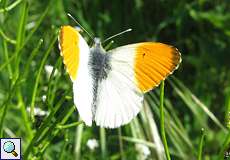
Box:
[89,38,112,116]
[89,38,111,80]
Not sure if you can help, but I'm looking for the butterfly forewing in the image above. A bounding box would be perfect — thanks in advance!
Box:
[94,42,181,128]
[59,26,94,126]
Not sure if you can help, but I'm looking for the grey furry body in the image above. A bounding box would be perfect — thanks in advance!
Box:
[88,43,111,117]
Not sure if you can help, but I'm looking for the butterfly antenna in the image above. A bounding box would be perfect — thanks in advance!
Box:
[102,28,132,43]
[67,13,94,40]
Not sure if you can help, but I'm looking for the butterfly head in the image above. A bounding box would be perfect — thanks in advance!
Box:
[92,37,106,52]
[94,37,101,47]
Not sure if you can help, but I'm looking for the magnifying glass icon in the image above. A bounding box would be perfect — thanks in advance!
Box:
[3,141,18,157]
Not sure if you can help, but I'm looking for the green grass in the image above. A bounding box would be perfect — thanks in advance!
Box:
[159,81,171,160]
[0,0,229,160]
[198,128,205,160]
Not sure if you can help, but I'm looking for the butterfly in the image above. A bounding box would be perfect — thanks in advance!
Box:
[59,25,181,128]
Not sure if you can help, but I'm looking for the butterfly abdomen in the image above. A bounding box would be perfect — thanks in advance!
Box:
[89,46,112,115]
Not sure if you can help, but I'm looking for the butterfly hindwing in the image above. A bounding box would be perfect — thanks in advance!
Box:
[95,65,144,128]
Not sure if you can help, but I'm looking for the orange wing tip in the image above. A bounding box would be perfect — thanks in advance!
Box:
[170,47,182,76]
[61,58,77,81]
[134,43,182,92]
[168,46,182,72]
[58,25,80,81]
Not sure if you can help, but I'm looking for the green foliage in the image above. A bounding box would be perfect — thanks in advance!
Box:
[0,0,229,159]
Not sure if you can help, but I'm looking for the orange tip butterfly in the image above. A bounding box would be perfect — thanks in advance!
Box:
[58,23,181,128]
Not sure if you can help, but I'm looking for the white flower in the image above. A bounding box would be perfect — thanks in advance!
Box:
[26,107,49,116]
[136,144,151,160]
[42,95,47,102]
[86,139,99,151]
[45,65,58,77]
[26,22,35,30]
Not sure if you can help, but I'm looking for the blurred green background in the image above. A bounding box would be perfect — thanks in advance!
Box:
[0,0,230,159]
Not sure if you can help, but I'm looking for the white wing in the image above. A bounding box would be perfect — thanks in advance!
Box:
[73,35,94,126]
[94,46,144,128]
[59,26,94,126]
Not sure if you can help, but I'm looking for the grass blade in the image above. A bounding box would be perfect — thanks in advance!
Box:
[170,77,226,131]
[198,129,205,160]
[143,101,165,160]
[121,136,156,148]
[118,128,125,160]
[0,0,22,12]
[14,1,28,80]
[75,119,84,160]
[57,121,84,129]
[218,130,230,159]
[37,106,76,157]
[2,40,12,77]
[0,28,16,44]
[24,0,52,44]
[30,31,58,122]
[24,91,69,159]
[0,78,20,137]
[159,81,171,160]
[0,54,17,72]
[100,127,107,160]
